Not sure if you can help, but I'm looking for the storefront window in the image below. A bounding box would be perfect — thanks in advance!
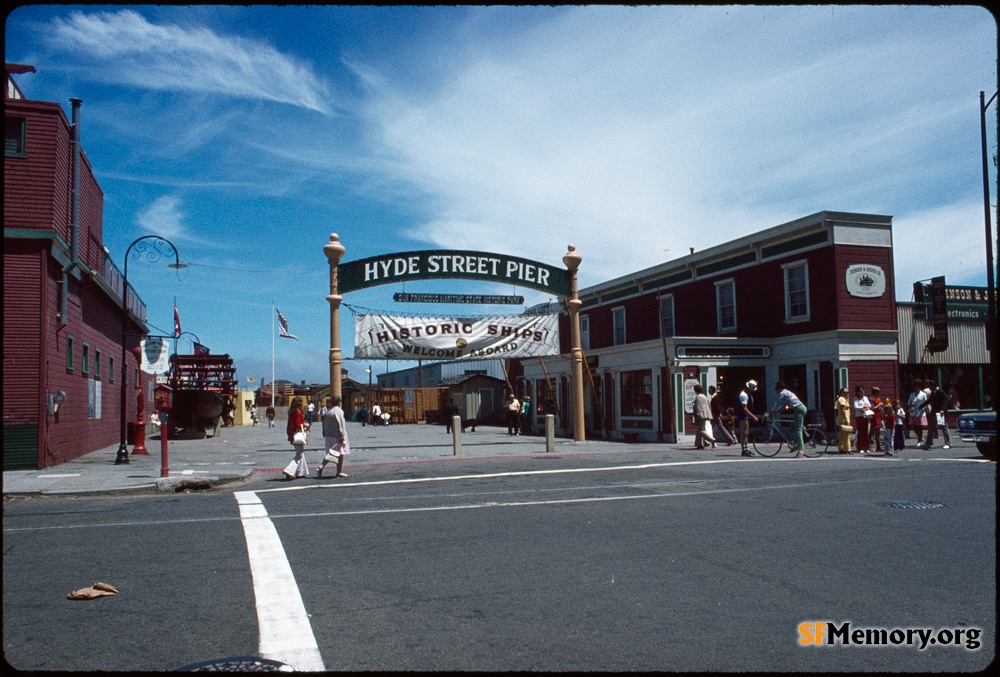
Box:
[620,370,653,417]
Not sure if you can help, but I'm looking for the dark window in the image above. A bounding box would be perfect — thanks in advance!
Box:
[5,116,27,157]
[620,370,653,417]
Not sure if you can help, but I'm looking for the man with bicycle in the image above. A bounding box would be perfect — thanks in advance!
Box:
[737,381,760,457]
[763,381,809,458]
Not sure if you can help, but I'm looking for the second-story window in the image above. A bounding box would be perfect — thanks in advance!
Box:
[580,314,590,352]
[5,116,27,157]
[660,294,675,337]
[715,279,736,333]
[783,261,810,321]
[612,306,626,346]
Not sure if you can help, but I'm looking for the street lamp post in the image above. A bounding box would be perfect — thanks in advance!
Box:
[979,90,998,399]
[115,235,186,465]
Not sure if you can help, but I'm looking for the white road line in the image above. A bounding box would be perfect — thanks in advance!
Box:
[256,456,848,494]
[235,491,325,672]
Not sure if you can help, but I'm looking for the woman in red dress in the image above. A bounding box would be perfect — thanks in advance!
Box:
[283,397,310,479]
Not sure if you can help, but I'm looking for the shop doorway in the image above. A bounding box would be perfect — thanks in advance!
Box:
[714,367,766,417]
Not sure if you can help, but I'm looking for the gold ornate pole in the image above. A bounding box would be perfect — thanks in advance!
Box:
[324,233,346,400]
[563,244,586,442]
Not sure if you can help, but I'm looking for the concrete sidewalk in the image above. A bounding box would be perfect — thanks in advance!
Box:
[1,421,702,498]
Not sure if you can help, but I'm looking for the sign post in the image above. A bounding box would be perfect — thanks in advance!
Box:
[927,276,948,353]
[153,384,173,478]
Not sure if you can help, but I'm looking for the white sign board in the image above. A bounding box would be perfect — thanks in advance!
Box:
[140,337,171,374]
[845,264,886,298]
[354,313,561,360]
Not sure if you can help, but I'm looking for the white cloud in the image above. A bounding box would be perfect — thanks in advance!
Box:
[47,9,333,115]
[136,195,187,240]
[350,6,995,286]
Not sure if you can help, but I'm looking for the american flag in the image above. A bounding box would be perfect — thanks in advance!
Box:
[276,307,298,339]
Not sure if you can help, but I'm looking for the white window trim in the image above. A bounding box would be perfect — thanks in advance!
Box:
[580,314,590,352]
[782,259,810,323]
[612,306,626,346]
[714,279,737,334]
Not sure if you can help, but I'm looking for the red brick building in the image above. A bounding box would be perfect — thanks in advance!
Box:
[4,63,153,469]
[511,211,899,441]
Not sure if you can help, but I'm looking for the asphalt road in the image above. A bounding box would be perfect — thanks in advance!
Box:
[3,450,994,671]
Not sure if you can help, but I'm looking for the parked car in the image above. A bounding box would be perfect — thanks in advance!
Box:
[956,410,996,460]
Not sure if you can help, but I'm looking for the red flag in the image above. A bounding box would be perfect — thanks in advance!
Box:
[174,302,181,336]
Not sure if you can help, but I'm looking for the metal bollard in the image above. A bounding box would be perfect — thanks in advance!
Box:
[160,413,170,477]
[545,414,555,452]
[452,415,462,456]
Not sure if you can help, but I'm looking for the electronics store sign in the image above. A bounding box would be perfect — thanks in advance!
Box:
[338,250,571,296]
[846,264,886,298]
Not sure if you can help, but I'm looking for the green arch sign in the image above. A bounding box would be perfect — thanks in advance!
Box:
[338,249,571,297]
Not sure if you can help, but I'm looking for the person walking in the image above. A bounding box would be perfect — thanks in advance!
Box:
[763,381,808,458]
[921,380,951,449]
[836,388,853,454]
[371,402,383,427]
[317,396,350,479]
[505,393,522,436]
[736,380,760,457]
[692,384,717,449]
[283,397,311,479]
[907,379,928,447]
[306,400,316,424]
[266,404,276,428]
[709,386,736,445]
[852,386,874,453]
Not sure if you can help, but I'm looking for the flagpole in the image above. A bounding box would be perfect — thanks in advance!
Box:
[271,301,276,408]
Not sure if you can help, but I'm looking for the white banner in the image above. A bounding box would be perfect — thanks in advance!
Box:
[354,313,561,360]
[140,337,171,374]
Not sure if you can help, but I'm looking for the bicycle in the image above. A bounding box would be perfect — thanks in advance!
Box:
[752,415,829,457]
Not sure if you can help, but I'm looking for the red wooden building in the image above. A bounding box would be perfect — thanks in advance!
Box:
[4,63,153,469]
[511,211,900,441]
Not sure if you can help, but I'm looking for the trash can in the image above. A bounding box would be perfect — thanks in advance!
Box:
[126,422,136,445]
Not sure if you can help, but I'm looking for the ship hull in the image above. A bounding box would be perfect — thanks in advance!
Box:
[169,391,225,430]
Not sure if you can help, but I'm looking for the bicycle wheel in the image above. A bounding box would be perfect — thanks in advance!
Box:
[802,429,828,457]
[753,429,782,457]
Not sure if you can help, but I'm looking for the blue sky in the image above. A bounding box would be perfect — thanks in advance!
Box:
[6,5,997,386]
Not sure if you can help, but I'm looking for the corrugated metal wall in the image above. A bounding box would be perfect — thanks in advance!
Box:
[897,305,990,364]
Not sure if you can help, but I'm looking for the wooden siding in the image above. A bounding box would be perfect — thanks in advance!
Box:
[842,360,900,406]
[3,100,73,241]
[3,96,127,469]
[2,242,43,469]
[576,241,896,350]
[834,244,896,331]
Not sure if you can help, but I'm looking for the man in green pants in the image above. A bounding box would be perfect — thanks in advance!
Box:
[763,381,808,458]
